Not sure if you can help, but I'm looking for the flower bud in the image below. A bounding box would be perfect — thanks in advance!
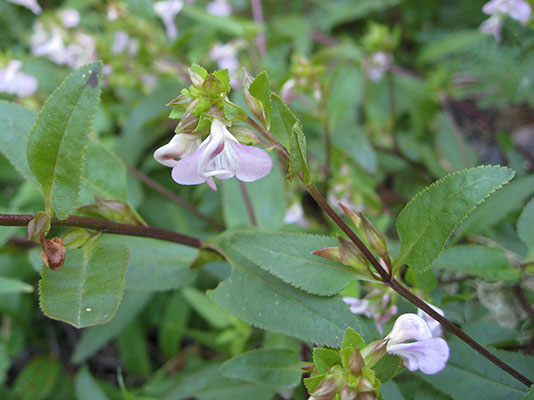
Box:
[40,237,66,270]
[339,203,361,229]
[338,237,369,268]
[356,392,377,400]
[360,213,388,259]
[27,211,51,243]
[242,69,267,127]
[340,386,357,400]
[348,349,365,376]
[358,377,374,393]
[311,377,338,400]
[360,339,387,368]
[189,65,207,87]
[312,246,342,264]
[228,125,261,145]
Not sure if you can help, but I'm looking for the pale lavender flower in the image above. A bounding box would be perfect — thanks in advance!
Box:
[343,290,398,334]
[154,0,184,40]
[386,313,449,375]
[363,51,392,82]
[206,0,232,17]
[68,32,97,68]
[107,4,120,21]
[59,8,80,28]
[112,30,139,56]
[154,133,202,167]
[284,202,309,226]
[167,118,273,191]
[31,24,75,66]
[6,0,41,14]
[280,79,297,103]
[480,0,531,41]
[343,297,373,319]
[417,304,444,338]
[0,60,38,97]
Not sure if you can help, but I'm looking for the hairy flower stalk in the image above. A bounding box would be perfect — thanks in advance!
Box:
[155,118,272,191]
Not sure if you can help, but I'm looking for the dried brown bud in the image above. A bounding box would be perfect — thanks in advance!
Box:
[348,349,365,376]
[40,237,66,270]
[311,377,338,400]
[356,392,377,400]
[340,386,357,400]
[358,377,374,393]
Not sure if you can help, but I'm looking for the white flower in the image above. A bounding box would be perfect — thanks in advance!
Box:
[164,118,273,191]
[154,133,202,167]
[417,304,445,338]
[480,0,531,41]
[112,30,139,56]
[154,0,184,40]
[0,60,38,97]
[363,51,392,82]
[386,313,449,375]
[31,24,74,66]
[6,0,41,14]
[59,8,80,28]
[206,0,232,17]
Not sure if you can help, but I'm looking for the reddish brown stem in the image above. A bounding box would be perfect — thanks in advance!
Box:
[0,214,202,248]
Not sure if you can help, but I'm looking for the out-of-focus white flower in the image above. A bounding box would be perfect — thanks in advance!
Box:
[362,51,392,82]
[284,202,308,226]
[107,4,120,21]
[59,8,80,28]
[69,32,97,68]
[31,24,75,66]
[6,0,41,14]
[141,74,158,91]
[112,30,139,56]
[210,42,242,87]
[154,133,202,167]
[154,0,184,40]
[0,60,38,97]
[386,313,449,375]
[480,0,531,41]
[206,0,232,17]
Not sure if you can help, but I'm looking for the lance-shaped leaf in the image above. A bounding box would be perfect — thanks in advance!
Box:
[220,348,303,388]
[289,121,310,182]
[394,166,514,271]
[39,235,128,328]
[0,277,33,294]
[207,233,375,348]
[230,231,356,295]
[27,62,102,219]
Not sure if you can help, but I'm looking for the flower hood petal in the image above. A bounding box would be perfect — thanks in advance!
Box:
[387,337,449,374]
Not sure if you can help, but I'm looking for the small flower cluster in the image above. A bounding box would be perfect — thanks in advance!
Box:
[280,56,324,103]
[154,66,273,190]
[306,312,449,400]
[479,0,531,42]
[360,23,400,83]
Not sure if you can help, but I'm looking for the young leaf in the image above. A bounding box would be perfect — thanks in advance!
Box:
[0,100,38,185]
[230,231,355,296]
[342,326,366,349]
[207,233,375,347]
[394,166,514,271]
[220,348,303,388]
[117,320,152,378]
[159,291,190,357]
[518,199,534,260]
[289,121,310,182]
[39,235,128,328]
[432,245,519,281]
[27,62,102,219]
[313,348,340,374]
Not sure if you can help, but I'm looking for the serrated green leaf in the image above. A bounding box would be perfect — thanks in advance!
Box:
[394,166,514,271]
[289,121,310,182]
[75,366,109,400]
[432,245,519,281]
[72,291,152,364]
[79,137,128,203]
[518,199,534,260]
[207,233,374,347]
[420,338,533,400]
[220,348,302,388]
[230,231,355,296]
[13,356,61,400]
[104,236,198,292]
[0,100,38,185]
[27,62,102,219]
[213,69,230,93]
[453,175,534,242]
[249,71,272,128]
[39,235,128,328]
[0,276,33,294]
[270,93,296,148]
[313,348,340,374]
[373,354,401,383]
